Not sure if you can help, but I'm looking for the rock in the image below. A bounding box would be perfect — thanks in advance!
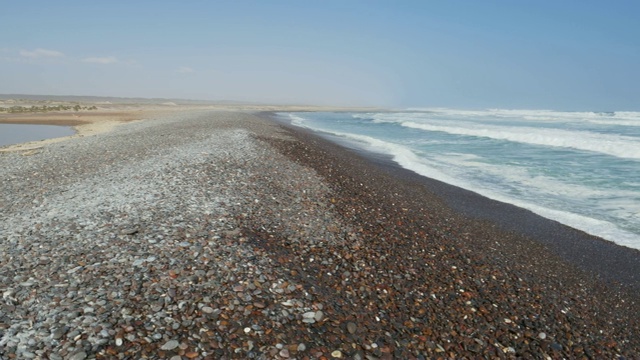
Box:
[538,332,547,340]
[161,339,180,351]
[303,311,316,319]
[51,328,66,340]
[347,322,357,334]
[279,349,290,358]
[122,227,139,235]
[67,351,87,360]
[551,343,563,351]
[331,350,343,358]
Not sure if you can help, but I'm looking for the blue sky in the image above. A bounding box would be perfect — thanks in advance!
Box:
[1,1,639,110]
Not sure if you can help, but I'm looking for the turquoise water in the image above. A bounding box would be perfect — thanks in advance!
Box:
[280,109,640,250]
[0,124,75,147]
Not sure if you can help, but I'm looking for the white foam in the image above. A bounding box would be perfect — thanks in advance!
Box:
[286,113,311,128]
[396,120,640,160]
[404,108,640,127]
[285,112,640,250]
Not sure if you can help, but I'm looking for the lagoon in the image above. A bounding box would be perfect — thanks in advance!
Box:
[0,123,75,147]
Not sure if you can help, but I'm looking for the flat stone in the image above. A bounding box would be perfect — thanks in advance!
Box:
[551,343,563,351]
[51,328,65,340]
[347,322,357,334]
[161,339,180,350]
[68,351,87,360]
[279,349,290,358]
[302,311,316,319]
[122,227,139,235]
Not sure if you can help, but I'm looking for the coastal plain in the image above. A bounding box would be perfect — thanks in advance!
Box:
[0,106,638,359]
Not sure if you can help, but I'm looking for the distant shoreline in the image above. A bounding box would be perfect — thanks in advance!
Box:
[0,99,386,152]
[264,111,640,290]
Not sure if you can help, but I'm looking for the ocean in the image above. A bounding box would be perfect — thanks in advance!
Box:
[279,109,640,251]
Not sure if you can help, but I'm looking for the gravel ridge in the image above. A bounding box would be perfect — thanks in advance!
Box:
[1,110,638,359]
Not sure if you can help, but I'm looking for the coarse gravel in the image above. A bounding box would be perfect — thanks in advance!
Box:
[1,110,639,359]
[1,111,347,359]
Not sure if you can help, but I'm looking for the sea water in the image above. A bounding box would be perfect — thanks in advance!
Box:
[280,109,640,250]
[0,124,75,147]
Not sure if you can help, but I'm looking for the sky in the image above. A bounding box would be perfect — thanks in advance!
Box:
[1,1,639,110]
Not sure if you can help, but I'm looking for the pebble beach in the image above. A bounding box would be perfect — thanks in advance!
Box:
[1,110,639,359]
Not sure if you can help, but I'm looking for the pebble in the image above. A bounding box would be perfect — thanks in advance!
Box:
[279,349,290,358]
[68,351,87,360]
[0,110,637,360]
[347,322,357,334]
[161,340,180,351]
[51,328,65,340]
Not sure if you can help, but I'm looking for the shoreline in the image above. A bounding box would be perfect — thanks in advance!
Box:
[265,112,640,289]
[257,113,640,355]
[0,110,638,358]
[0,105,384,153]
[0,110,147,152]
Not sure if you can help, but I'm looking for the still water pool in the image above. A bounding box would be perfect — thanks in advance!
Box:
[0,124,75,147]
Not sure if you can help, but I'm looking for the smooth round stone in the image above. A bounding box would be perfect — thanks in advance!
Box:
[279,349,290,358]
[347,322,357,334]
[68,351,87,360]
[302,311,316,319]
[161,339,180,350]
[51,328,65,340]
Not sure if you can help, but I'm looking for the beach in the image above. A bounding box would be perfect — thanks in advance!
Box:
[0,109,638,359]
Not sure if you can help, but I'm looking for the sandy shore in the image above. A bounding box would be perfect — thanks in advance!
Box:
[0,110,638,359]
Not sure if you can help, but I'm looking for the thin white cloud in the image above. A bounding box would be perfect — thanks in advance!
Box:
[19,48,65,58]
[82,56,119,64]
[177,66,195,73]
